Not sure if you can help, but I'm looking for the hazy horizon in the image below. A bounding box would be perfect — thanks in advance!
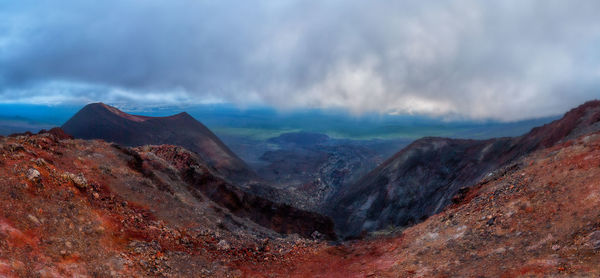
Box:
[0,102,560,141]
[2,1,600,121]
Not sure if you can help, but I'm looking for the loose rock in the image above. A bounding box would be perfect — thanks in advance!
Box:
[27,214,41,225]
[27,168,41,182]
[217,240,230,250]
[586,231,600,250]
[64,172,88,189]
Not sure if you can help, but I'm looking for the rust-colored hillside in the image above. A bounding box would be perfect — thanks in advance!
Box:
[0,131,333,277]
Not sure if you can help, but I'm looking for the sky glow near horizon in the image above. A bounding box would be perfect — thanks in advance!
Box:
[1,0,600,121]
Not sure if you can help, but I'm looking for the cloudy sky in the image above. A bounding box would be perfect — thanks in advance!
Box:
[1,0,599,121]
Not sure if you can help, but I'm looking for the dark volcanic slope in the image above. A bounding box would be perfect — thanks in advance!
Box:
[331,100,600,238]
[62,103,255,184]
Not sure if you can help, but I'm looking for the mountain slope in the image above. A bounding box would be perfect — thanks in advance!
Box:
[61,103,255,184]
[331,100,600,237]
[248,130,600,277]
[0,131,334,277]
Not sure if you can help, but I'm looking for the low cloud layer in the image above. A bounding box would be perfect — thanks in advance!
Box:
[1,0,599,120]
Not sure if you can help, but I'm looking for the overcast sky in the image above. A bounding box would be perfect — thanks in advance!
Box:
[1,0,599,121]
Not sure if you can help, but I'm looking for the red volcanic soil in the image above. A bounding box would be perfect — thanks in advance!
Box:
[246,132,600,277]
[0,132,332,277]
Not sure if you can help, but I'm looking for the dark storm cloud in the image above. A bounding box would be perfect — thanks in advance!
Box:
[1,0,599,120]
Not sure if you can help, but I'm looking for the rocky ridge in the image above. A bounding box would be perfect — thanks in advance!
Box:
[330,100,600,238]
